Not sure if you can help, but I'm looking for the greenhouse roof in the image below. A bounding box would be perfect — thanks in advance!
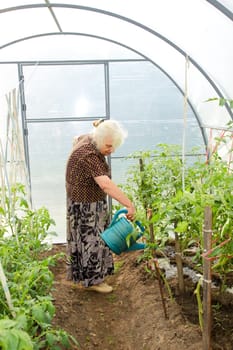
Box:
[0,0,233,128]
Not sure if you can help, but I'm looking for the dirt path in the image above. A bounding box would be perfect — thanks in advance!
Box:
[50,245,204,350]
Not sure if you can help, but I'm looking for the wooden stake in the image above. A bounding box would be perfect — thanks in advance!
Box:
[147,208,155,244]
[154,259,168,319]
[139,158,148,212]
[0,260,16,318]
[202,206,212,350]
[147,209,168,319]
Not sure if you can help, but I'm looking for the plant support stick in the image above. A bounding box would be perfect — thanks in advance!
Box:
[202,206,212,350]
[0,260,16,318]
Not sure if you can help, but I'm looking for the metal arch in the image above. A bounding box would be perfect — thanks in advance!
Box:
[44,0,62,32]
[0,3,232,121]
[0,30,206,141]
[206,0,233,21]
[0,30,209,147]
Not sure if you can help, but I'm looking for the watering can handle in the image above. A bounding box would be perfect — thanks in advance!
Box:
[110,209,145,233]
[109,208,128,227]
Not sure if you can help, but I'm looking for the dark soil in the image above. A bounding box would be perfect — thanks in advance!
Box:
[47,244,233,350]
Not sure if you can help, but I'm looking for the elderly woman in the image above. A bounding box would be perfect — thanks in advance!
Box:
[65,119,136,293]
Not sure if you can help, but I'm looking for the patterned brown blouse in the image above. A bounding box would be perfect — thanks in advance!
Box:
[65,134,111,202]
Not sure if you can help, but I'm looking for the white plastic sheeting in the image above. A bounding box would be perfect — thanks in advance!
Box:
[0,0,232,128]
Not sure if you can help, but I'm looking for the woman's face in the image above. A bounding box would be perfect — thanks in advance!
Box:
[99,136,115,156]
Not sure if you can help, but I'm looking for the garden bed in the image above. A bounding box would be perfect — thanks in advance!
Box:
[48,243,233,350]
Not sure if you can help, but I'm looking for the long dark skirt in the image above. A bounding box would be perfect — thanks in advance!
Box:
[66,198,114,287]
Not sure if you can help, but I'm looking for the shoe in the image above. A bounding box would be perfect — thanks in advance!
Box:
[87,282,113,293]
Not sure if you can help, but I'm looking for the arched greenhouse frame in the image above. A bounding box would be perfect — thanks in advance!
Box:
[0,2,232,349]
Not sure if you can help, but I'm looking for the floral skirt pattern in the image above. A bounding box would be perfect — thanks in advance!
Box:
[66,198,114,287]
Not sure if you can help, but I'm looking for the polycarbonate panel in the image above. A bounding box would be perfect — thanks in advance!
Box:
[1,0,40,5]
[109,61,204,158]
[0,64,19,104]
[28,120,92,243]
[0,35,140,61]
[218,0,233,11]
[187,61,231,127]
[0,7,56,48]
[50,1,233,100]
[23,64,106,119]
[0,65,19,142]
[45,3,233,127]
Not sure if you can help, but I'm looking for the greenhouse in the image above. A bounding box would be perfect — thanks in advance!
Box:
[0,1,232,350]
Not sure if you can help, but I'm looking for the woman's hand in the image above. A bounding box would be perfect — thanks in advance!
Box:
[125,204,136,221]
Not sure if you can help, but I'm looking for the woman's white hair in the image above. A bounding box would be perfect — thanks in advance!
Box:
[92,119,128,150]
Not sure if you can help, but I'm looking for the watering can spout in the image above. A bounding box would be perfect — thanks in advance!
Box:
[126,242,146,252]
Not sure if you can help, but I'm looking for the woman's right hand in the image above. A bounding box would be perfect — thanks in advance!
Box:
[125,204,136,221]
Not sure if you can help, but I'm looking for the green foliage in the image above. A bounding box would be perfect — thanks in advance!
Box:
[0,184,79,349]
[120,137,233,276]
[205,97,233,109]
[0,319,33,350]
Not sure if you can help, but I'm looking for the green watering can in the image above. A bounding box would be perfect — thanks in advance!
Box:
[101,208,146,255]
